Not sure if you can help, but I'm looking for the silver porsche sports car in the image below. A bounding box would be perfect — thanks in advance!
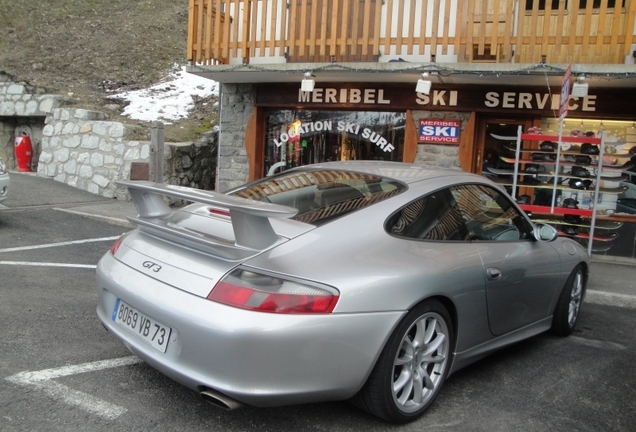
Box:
[96,161,588,423]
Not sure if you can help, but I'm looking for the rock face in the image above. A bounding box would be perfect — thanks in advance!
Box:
[1,77,217,199]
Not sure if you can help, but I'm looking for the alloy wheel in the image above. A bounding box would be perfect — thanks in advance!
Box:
[568,270,584,327]
[391,312,450,413]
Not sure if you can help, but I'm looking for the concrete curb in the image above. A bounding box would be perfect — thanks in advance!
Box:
[586,290,636,309]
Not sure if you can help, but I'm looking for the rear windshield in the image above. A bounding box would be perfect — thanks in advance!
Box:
[229,169,406,225]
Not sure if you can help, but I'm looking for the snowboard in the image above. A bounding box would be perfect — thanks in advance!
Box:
[499,156,631,171]
[556,230,619,242]
[487,166,627,182]
[492,178,627,194]
[490,133,604,144]
[531,217,623,230]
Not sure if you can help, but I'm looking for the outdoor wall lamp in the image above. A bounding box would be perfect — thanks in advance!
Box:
[416,72,432,95]
[572,75,589,97]
[301,71,315,92]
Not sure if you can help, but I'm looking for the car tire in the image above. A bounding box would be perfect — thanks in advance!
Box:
[551,264,586,337]
[352,300,453,423]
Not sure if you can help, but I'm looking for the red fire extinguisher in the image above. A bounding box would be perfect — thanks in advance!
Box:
[15,132,33,172]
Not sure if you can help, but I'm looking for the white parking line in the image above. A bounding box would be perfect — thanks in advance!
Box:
[0,236,119,269]
[0,236,120,253]
[5,356,143,420]
[53,207,133,227]
[0,261,96,268]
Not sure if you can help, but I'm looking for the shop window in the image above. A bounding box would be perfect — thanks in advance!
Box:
[264,110,406,177]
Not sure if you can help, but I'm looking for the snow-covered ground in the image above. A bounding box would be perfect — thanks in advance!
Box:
[111,65,218,123]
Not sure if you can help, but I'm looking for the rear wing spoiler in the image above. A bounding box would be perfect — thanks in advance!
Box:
[117,181,298,252]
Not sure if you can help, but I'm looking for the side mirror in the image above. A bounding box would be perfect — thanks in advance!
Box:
[533,223,558,242]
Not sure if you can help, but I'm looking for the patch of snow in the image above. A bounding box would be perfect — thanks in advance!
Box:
[111,65,218,123]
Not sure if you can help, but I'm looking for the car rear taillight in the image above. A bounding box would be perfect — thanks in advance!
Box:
[208,268,339,314]
[109,237,124,256]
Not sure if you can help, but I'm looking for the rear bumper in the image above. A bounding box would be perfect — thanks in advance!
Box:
[96,253,405,407]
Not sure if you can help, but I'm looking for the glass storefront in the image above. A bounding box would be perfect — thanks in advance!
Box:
[264,110,406,176]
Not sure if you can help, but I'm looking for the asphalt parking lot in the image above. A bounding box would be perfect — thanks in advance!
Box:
[1,172,635,431]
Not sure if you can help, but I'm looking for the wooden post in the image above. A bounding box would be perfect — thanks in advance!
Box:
[150,121,164,183]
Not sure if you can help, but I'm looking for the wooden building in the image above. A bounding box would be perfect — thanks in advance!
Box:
[186,0,636,258]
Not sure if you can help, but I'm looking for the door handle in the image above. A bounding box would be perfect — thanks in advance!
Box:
[487,267,502,281]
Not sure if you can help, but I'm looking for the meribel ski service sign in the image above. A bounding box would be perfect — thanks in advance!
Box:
[419,119,460,144]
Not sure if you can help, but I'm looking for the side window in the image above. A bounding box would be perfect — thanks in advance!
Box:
[389,188,469,241]
[450,184,531,241]
[388,184,531,242]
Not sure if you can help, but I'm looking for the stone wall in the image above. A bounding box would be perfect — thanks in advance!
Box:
[0,75,65,169]
[164,130,217,191]
[217,83,254,192]
[1,75,217,199]
[38,108,145,197]
[38,107,217,199]
[411,110,471,169]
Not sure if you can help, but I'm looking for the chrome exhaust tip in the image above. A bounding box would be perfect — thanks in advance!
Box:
[200,388,243,411]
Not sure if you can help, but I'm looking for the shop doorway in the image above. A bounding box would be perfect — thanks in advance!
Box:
[475,116,536,177]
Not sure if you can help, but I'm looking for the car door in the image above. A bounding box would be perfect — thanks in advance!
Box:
[450,184,561,336]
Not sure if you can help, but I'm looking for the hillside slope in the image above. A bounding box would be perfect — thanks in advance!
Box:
[0,0,216,141]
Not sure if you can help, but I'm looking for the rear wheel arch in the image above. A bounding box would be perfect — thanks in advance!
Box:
[580,261,589,280]
[399,295,458,368]
[425,296,458,349]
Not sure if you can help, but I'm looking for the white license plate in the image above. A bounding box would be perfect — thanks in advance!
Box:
[112,299,171,353]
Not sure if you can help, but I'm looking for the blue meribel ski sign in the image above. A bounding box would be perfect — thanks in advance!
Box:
[419,119,460,144]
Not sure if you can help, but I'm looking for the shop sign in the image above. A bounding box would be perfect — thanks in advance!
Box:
[256,83,633,118]
[559,64,572,120]
[419,120,460,144]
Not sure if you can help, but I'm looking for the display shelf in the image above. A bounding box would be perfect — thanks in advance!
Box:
[493,126,617,255]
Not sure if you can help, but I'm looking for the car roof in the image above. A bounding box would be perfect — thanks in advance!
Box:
[297,161,472,185]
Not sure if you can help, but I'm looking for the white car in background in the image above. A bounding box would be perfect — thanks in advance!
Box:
[0,157,9,203]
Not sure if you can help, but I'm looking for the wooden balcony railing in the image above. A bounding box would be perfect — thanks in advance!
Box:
[188,0,636,66]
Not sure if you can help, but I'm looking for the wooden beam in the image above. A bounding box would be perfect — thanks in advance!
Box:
[459,112,476,173]
[403,110,417,163]
[245,106,265,182]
